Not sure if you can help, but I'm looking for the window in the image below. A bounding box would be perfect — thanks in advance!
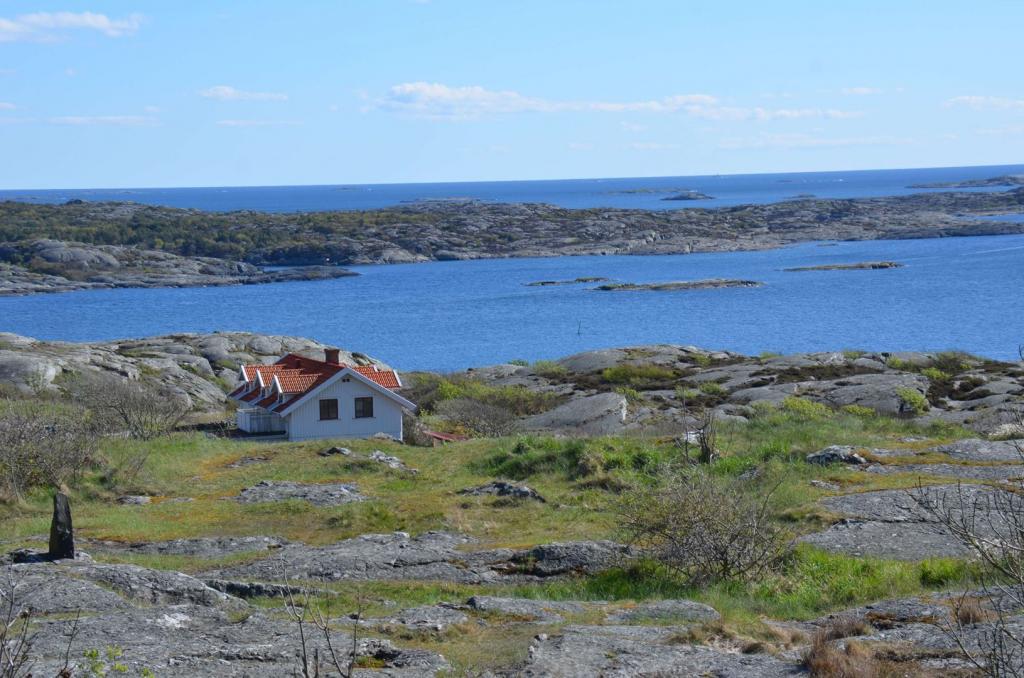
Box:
[354,397,374,419]
[319,398,338,420]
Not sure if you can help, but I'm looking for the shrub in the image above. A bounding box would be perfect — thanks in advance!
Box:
[921,367,951,382]
[507,359,528,366]
[532,360,568,379]
[842,349,866,360]
[932,350,973,375]
[614,386,642,403]
[896,388,930,415]
[692,354,713,367]
[434,398,518,437]
[0,400,99,499]
[601,364,675,385]
[405,374,558,416]
[885,356,914,371]
[698,381,727,396]
[781,397,831,420]
[69,373,189,440]
[840,404,877,418]
[616,469,792,586]
[674,387,700,402]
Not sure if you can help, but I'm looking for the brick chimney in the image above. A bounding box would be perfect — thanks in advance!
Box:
[324,348,341,365]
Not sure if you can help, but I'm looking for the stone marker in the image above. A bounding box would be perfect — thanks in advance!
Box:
[48,492,75,560]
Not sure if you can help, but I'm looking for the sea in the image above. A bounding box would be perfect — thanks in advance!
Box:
[1,164,1023,370]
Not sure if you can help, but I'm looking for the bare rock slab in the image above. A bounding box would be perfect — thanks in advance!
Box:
[459,480,546,502]
[523,625,798,677]
[935,438,1023,462]
[605,599,720,624]
[235,480,365,507]
[467,596,584,622]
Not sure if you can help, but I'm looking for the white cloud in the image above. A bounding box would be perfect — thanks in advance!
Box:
[0,102,15,110]
[944,95,1024,111]
[0,11,143,42]
[567,142,594,151]
[620,121,646,132]
[216,119,301,127]
[627,142,680,151]
[977,125,1024,136]
[841,87,884,96]
[49,115,157,126]
[199,85,288,102]
[374,82,860,121]
[719,133,913,150]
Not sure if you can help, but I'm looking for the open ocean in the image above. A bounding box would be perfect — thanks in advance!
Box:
[2,163,1023,213]
[2,164,1023,369]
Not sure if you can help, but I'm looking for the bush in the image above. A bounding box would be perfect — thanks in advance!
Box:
[840,404,877,418]
[614,386,642,403]
[404,374,558,417]
[616,468,792,585]
[896,388,929,415]
[532,360,568,379]
[781,397,831,420]
[921,367,951,382]
[932,350,973,375]
[434,398,518,437]
[698,381,726,396]
[69,373,189,440]
[0,400,99,499]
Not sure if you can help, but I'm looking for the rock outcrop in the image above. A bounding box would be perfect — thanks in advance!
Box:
[0,239,356,296]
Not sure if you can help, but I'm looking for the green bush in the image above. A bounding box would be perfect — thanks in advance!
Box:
[921,367,951,382]
[840,404,877,418]
[698,381,727,396]
[507,359,528,366]
[781,397,831,420]
[614,386,642,403]
[897,388,930,415]
[932,351,973,374]
[532,360,568,379]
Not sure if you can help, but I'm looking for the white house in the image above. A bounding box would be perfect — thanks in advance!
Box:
[228,348,416,441]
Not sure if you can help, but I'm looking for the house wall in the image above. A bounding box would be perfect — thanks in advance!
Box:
[283,376,404,441]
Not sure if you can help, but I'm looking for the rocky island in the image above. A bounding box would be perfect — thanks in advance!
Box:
[661,190,714,201]
[0,239,356,296]
[594,278,763,291]
[0,186,1022,292]
[909,174,1024,189]
[524,276,610,286]
[784,260,904,272]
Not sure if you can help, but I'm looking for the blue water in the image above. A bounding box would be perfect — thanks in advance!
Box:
[2,234,1023,370]
[2,164,1022,212]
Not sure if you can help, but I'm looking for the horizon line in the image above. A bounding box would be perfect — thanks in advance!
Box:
[1,161,1023,194]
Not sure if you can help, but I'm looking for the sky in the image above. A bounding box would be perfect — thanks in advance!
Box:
[0,1,1022,189]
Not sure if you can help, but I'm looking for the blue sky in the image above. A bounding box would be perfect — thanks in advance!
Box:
[0,1,1022,188]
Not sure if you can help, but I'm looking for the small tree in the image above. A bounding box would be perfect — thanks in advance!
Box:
[616,468,791,586]
[0,401,98,500]
[908,409,1024,676]
[70,374,189,440]
[434,398,518,437]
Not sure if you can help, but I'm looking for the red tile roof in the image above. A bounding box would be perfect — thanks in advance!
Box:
[353,365,402,389]
[237,352,402,413]
[275,371,320,393]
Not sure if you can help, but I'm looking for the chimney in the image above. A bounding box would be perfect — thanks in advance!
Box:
[324,348,341,365]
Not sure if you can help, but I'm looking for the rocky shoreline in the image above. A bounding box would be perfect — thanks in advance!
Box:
[0,239,356,296]
[1,185,1023,280]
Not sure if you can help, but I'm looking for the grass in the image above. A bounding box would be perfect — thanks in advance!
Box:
[0,402,987,672]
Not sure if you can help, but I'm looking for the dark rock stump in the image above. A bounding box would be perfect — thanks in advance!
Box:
[48,492,75,560]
